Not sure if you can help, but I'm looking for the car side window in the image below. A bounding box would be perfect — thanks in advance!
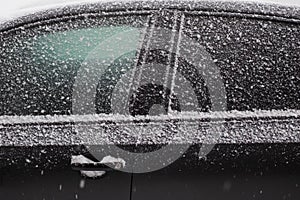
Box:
[0,14,149,116]
[180,13,300,111]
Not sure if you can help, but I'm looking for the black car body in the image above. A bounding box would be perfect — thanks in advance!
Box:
[0,0,299,199]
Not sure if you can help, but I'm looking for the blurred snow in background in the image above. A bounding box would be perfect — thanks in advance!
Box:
[1,0,300,20]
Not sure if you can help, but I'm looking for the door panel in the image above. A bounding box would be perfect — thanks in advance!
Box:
[132,163,300,200]
[131,11,300,200]
[1,169,130,200]
[132,143,300,200]
[0,12,152,199]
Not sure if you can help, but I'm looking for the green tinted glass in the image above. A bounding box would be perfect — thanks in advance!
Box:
[0,16,147,116]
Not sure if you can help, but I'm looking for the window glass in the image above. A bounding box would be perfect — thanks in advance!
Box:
[0,15,148,115]
[181,14,300,111]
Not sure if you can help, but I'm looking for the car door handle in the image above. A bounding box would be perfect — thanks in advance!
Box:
[71,155,114,179]
[71,155,126,178]
[71,162,114,172]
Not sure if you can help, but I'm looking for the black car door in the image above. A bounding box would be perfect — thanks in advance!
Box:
[0,10,153,200]
[1,6,300,200]
[131,10,300,200]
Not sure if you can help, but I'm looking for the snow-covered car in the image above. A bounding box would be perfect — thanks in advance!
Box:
[0,0,299,199]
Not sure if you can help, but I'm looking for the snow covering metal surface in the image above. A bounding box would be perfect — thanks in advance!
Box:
[71,154,126,169]
[0,110,300,146]
[0,0,300,31]
[0,110,299,125]
[0,0,299,149]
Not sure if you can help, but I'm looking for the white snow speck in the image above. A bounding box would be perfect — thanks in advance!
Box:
[79,179,85,188]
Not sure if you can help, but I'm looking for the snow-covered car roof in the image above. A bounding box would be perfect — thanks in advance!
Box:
[5,0,300,12]
[0,0,299,31]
